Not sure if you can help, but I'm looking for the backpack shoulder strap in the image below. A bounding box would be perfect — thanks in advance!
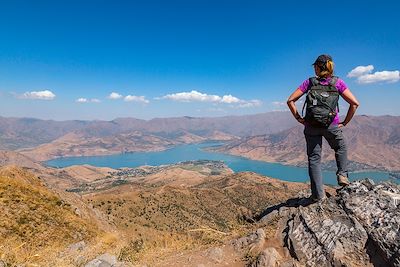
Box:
[309,77,319,86]
[329,76,338,86]
[329,76,340,113]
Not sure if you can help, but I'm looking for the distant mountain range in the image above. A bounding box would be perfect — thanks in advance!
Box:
[0,112,295,151]
[212,115,400,171]
[1,113,400,172]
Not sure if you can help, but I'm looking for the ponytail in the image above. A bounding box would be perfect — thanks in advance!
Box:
[318,60,334,78]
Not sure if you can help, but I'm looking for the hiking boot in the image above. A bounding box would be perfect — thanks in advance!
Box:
[337,175,350,187]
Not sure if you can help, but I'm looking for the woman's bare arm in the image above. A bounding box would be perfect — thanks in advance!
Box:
[287,88,305,124]
[339,88,360,127]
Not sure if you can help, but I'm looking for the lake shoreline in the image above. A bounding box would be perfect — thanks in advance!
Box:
[45,141,395,185]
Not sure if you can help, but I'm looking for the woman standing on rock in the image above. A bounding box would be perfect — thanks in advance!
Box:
[286,54,360,201]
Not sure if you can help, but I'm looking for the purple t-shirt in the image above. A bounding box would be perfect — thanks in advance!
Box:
[298,77,348,125]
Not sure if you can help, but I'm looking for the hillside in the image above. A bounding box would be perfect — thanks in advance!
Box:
[1,159,399,266]
[0,166,100,266]
[0,112,295,151]
[0,159,311,266]
[82,170,310,265]
[212,115,400,171]
[0,150,44,170]
[18,131,181,161]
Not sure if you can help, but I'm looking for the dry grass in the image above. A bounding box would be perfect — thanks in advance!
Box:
[0,164,309,266]
[0,166,99,266]
[84,171,307,264]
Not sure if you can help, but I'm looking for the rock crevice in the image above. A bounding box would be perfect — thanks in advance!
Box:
[257,179,400,267]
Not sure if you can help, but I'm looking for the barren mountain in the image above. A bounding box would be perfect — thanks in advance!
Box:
[18,131,180,161]
[0,150,44,170]
[0,112,295,151]
[213,115,400,171]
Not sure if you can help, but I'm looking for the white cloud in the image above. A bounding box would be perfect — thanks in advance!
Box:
[272,101,286,106]
[221,94,240,103]
[237,99,262,108]
[76,98,101,103]
[124,95,149,104]
[347,65,400,84]
[108,92,123,99]
[357,70,400,84]
[347,65,374,78]
[162,90,221,102]
[161,90,262,108]
[21,90,55,100]
[76,98,88,103]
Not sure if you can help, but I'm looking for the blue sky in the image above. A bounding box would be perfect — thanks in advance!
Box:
[0,0,399,120]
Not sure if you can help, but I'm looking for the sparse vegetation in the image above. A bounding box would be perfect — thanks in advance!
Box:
[0,160,308,266]
[0,166,99,266]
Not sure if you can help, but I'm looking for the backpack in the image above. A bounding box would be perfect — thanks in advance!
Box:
[302,76,340,128]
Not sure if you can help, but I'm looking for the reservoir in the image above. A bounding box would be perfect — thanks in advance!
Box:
[46,141,394,185]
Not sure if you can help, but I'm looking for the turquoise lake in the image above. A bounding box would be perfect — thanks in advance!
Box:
[46,141,395,185]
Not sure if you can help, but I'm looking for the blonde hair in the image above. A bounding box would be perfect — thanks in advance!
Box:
[318,60,334,78]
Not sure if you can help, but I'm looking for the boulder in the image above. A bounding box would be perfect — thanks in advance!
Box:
[274,179,400,267]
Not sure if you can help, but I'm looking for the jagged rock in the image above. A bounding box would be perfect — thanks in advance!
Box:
[259,209,278,224]
[338,180,400,267]
[231,228,266,251]
[285,198,369,266]
[252,247,282,267]
[273,179,400,267]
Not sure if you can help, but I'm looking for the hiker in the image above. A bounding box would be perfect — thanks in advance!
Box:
[286,54,359,201]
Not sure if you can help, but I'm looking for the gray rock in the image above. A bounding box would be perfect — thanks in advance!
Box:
[97,253,118,265]
[252,247,281,267]
[85,253,125,267]
[85,259,111,267]
[277,179,400,267]
[338,180,400,267]
[231,228,265,251]
[260,209,278,223]
[285,198,369,266]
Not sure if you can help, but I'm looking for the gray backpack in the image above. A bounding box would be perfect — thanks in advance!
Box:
[302,76,340,128]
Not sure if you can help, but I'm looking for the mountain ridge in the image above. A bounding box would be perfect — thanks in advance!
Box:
[211,115,400,172]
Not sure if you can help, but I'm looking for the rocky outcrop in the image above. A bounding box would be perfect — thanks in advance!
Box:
[258,179,400,267]
[85,253,129,267]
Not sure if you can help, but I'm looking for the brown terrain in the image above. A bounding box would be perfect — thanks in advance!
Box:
[1,150,399,266]
[0,112,295,151]
[212,115,400,171]
[0,150,313,266]
[18,131,180,161]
